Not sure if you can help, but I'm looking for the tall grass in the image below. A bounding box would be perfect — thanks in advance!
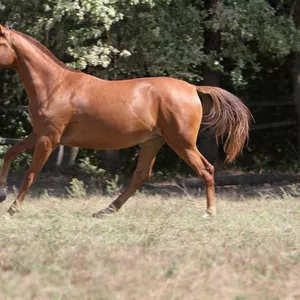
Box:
[1,190,300,300]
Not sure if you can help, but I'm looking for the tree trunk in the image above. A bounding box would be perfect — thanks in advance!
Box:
[203,0,221,87]
[44,146,79,172]
[199,0,222,166]
[292,59,300,148]
[291,0,300,149]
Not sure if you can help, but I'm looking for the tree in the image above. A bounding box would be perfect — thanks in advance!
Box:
[290,0,300,149]
[1,0,300,173]
[0,0,154,172]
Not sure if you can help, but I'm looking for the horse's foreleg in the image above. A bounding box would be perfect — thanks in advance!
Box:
[7,136,56,215]
[93,137,165,217]
[0,133,36,202]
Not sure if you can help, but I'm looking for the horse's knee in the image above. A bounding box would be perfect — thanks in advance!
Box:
[38,136,52,152]
[199,168,214,187]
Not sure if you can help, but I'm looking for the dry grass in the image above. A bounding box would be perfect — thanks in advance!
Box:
[0,189,300,300]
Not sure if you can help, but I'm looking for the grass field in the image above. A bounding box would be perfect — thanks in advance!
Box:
[1,188,300,300]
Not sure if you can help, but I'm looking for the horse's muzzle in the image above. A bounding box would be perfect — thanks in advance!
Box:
[0,188,7,202]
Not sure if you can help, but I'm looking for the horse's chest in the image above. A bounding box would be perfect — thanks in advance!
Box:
[28,105,64,134]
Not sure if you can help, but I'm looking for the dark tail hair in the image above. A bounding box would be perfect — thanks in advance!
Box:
[196,86,252,163]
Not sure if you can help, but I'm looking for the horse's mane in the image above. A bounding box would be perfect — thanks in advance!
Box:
[13,30,80,73]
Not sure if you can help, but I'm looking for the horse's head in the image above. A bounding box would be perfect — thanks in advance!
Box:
[0,24,16,68]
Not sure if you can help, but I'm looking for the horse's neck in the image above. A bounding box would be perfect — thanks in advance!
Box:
[13,37,64,108]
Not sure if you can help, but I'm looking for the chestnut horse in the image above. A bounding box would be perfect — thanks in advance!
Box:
[0,25,251,217]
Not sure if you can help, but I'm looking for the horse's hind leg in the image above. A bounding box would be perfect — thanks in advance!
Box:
[93,137,165,217]
[170,143,216,216]
[0,133,36,202]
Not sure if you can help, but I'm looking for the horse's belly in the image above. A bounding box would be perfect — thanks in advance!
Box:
[60,120,156,150]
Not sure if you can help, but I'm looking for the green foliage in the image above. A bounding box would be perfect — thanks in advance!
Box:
[1,0,154,69]
[66,178,87,198]
[78,157,106,176]
[165,261,177,278]
[1,0,299,86]
[105,174,120,194]
[106,0,205,80]
[76,157,121,194]
[0,145,31,172]
[1,0,300,172]
[40,188,50,200]
[210,0,300,86]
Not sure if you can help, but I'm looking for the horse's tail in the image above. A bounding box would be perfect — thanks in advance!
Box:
[196,86,252,163]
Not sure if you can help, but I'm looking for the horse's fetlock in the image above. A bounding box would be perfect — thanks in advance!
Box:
[206,206,216,215]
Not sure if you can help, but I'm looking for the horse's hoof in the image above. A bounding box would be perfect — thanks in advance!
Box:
[7,205,19,216]
[92,207,116,218]
[0,189,7,203]
[92,212,105,218]
[7,208,16,216]
[7,209,15,216]
[201,212,215,219]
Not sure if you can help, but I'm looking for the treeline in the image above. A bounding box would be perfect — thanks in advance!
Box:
[1,0,300,175]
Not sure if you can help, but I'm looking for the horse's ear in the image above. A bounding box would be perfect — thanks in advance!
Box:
[0,25,4,35]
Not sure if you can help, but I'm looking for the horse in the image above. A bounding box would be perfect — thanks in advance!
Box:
[0,25,251,217]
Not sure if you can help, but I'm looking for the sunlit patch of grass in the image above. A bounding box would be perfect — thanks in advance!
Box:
[0,191,300,299]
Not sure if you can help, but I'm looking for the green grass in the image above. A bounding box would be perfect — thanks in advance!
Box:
[1,191,300,300]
